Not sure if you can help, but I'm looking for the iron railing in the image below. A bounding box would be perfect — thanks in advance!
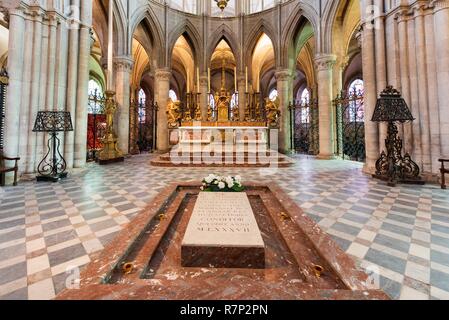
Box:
[334,89,366,162]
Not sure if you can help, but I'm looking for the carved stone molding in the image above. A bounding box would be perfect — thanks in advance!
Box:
[114,56,134,73]
[275,69,292,82]
[314,54,337,71]
[431,0,449,12]
[154,69,172,81]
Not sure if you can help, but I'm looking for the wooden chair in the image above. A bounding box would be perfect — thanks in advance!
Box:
[0,150,20,186]
[439,159,449,190]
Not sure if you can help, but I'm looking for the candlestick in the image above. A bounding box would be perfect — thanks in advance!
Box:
[208,68,211,93]
[197,67,200,93]
[234,67,237,92]
[245,67,248,93]
[187,72,190,93]
[107,0,113,90]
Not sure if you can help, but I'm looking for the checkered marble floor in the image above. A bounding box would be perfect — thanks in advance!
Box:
[0,154,448,300]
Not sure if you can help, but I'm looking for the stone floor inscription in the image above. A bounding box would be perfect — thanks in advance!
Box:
[181,192,265,268]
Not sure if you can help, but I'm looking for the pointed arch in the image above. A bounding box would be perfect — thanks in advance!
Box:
[245,20,279,71]
[129,4,165,68]
[167,20,202,70]
[281,1,319,69]
[206,25,241,71]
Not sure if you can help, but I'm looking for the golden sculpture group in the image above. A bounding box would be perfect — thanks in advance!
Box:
[98,91,124,164]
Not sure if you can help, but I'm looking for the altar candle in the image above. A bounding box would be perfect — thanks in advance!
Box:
[187,72,190,93]
[208,68,211,93]
[234,67,237,92]
[197,67,200,92]
[245,67,248,93]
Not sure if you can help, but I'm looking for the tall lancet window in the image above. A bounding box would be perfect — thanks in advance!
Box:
[348,79,365,123]
[138,89,147,123]
[169,89,178,102]
[300,88,311,124]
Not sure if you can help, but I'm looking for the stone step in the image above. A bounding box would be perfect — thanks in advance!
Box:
[150,159,294,168]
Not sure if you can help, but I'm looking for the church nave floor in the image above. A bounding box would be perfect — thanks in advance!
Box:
[0,154,448,300]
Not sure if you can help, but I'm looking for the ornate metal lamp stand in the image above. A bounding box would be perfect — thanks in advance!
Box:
[371,86,424,187]
[33,111,73,182]
[98,91,124,165]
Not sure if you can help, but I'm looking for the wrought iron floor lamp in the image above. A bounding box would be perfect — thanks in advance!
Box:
[33,111,73,182]
[371,86,424,187]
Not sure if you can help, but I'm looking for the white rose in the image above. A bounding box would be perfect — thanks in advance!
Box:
[205,175,214,184]
[235,175,242,182]
[218,182,226,189]
[225,176,234,188]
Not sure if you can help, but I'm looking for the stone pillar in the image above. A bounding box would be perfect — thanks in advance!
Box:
[74,1,93,168]
[397,12,413,153]
[238,74,246,121]
[374,0,388,153]
[114,56,133,154]
[154,69,171,152]
[64,0,80,169]
[18,17,33,174]
[414,5,431,172]
[26,13,43,173]
[199,74,209,120]
[315,54,337,159]
[360,3,379,172]
[425,6,441,173]
[433,0,449,157]
[4,10,25,184]
[275,69,292,154]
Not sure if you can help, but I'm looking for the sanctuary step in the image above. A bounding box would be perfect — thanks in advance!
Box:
[151,150,295,168]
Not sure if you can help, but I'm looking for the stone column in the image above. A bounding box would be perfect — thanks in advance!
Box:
[18,16,33,174]
[199,74,209,120]
[315,54,337,160]
[433,0,449,157]
[397,11,413,153]
[74,1,93,168]
[374,0,388,153]
[275,69,292,154]
[425,6,441,173]
[360,3,379,172]
[64,0,80,169]
[4,9,25,184]
[238,74,246,121]
[114,56,133,154]
[414,5,431,172]
[26,12,43,173]
[154,69,171,152]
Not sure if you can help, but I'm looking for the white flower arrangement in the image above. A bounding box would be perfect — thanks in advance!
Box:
[201,174,244,192]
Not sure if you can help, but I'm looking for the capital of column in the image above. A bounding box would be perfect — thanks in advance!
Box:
[431,0,449,12]
[412,2,429,17]
[154,68,172,81]
[200,75,208,86]
[114,56,134,73]
[314,54,337,71]
[275,69,292,82]
[395,8,411,23]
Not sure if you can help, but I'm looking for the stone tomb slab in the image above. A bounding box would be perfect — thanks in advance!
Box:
[56,183,390,300]
[181,192,265,269]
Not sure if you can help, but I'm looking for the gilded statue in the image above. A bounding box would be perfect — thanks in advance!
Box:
[265,97,281,128]
[216,93,231,122]
[207,105,214,121]
[194,105,202,121]
[167,98,182,128]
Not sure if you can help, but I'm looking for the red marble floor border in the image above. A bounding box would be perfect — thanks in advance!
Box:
[56,182,389,300]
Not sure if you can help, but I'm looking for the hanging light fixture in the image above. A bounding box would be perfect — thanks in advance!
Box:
[215,0,229,11]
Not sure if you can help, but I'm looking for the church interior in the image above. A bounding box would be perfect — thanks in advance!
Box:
[0,0,448,301]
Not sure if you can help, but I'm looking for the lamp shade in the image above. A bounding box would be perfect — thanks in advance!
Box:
[33,111,74,132]
[372,86,415,123]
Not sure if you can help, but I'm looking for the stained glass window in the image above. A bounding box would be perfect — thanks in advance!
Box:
[348,79,365,122]
[138,89,147,123]
[300,89,310,124]
[169,89,178,102]
[269,89,278,102]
